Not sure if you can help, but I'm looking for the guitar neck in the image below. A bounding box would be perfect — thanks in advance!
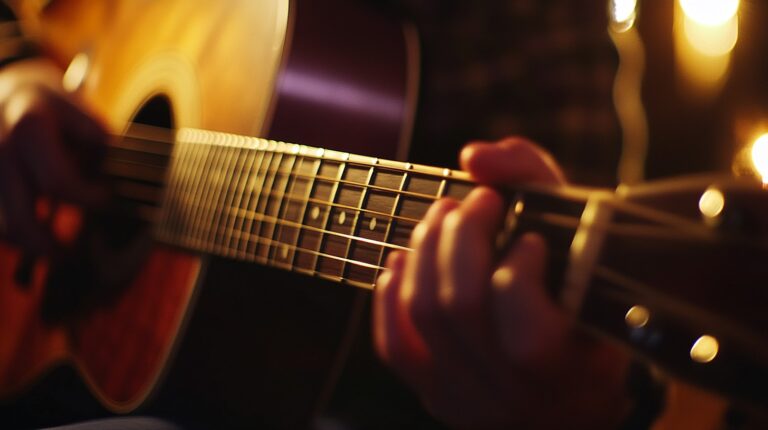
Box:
[148,127,478,288]
[105,126,592,291]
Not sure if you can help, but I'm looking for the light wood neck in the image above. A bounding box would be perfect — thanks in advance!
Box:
[112,126,489,289]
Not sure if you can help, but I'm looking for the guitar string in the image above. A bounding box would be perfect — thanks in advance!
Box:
[109,131,727,247]
[105,155,449,203]
[119,125,468,178]
[121,127,712,242]
[104,153,437,224]
[111,126,738,247]
[102,161,735,251]
[115,125,758,242]
[166,191,414,253]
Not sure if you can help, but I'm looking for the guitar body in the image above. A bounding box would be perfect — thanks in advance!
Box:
[1,0,417,423]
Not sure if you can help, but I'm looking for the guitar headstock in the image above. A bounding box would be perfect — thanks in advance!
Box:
[576,175,768,408]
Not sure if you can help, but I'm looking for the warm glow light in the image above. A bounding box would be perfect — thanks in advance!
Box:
[751,133,768,183]
[610,0,637,30]
[690,335,720,363]
[625,305,650,329]
[680,0,739,26]
[698,188,725,218]
[674,0,738,96]
[62,52,90,93]
[683,13,738,56]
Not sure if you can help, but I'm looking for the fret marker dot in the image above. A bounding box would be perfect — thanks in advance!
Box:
[311,206,320,220]
[338,211,346,225]
[369,217,377,231]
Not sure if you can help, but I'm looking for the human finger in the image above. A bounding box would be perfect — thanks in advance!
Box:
[437,187,506,359]
[373,250,428,386]
[11,106,107,207]
[404,198,459,348]
[44,88,109,168]
[460,137,565,186]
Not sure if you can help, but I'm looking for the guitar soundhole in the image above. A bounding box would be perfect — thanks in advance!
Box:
[42,95,175,323]
[107,94,174,245]
[132,95,174,129]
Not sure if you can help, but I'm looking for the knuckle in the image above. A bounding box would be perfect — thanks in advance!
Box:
[442,209,468,236]
[440,285,483,320]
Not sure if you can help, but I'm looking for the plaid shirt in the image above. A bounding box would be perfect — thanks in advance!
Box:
[381,0,621,185]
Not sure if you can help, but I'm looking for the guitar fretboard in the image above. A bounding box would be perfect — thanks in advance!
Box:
[155,128,475,289]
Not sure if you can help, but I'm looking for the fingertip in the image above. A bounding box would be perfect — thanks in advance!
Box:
[385,250,407,272]
[458,141,488,171]
[496,135,538,149]
[460,137,530,175]
[428,197,460,218]
[461,137,566,185]
[412,198,457,242]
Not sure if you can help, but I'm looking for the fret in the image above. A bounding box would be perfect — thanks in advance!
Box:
[343,165,377,285]
[236,145,269,257]
[288,158,321,272]
[316,162,368,279]
[254,151,296,262]
[151,128,485,292]
[271,157,320,269]
[311,161,347,279]
[211,138,249,254]
[187,140,219,250]
[211,225,386,284]
[203,139,237,251]
[174,137,203,241]
[226,144,263,257]
[221,205,409,253]
[268,153,307,267]
[441,177,474,200]
[171,134,208,245]
[406,173,442,196]
[201,140,238,253]
[385,173,438,249]
[374,169,409,281]
[436,170,449,199]
[157,133,189,241]
[294,160,341,274]
[198,139,232,251]
[244,148,279,258]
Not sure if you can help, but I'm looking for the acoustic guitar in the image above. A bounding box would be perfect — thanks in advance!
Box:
[1,0,767,428]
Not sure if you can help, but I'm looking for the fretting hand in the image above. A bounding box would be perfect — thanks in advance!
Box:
[374,137,633,429]
[0,58,108,254]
